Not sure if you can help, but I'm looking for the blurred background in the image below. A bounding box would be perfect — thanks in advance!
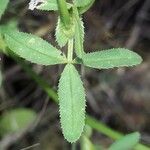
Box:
[0,0,150,149]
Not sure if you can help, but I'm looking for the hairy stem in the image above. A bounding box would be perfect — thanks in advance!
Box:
[67,38,74,62]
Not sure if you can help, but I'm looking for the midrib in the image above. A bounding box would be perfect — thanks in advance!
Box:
[68,65,75,132]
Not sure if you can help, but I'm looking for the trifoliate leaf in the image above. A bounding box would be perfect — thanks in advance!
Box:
[109,132,140,150]
[74,7,85,58]
[0,0,9,19]
[4,31,67,65]
[55,17,75,47]
[58,64,86,143]
[0,108,37,136]
[37,0,72,11]
[81,48,142,69]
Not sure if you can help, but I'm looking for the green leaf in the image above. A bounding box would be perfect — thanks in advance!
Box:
[0,0,9,19]
[74,0,93,7]
[55,17,75,47]
[0,20,18,54]
[0,108,36,136]
[81,48,142,69]
[109,132,140,150]
[57,0,71,29]
[37,0,72,11]
[58,64,86,143]
[78,0,95,14]
[74,7,85,58]
[55,18,68,47]
[4,30,67,65]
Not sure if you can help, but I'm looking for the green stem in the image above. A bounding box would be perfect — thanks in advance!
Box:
[67,38,74,62]
[86,116,150,150]
[86,115,122,140]
[57,0,70,28]
[71,143,76,150]
[11,55,150,150]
